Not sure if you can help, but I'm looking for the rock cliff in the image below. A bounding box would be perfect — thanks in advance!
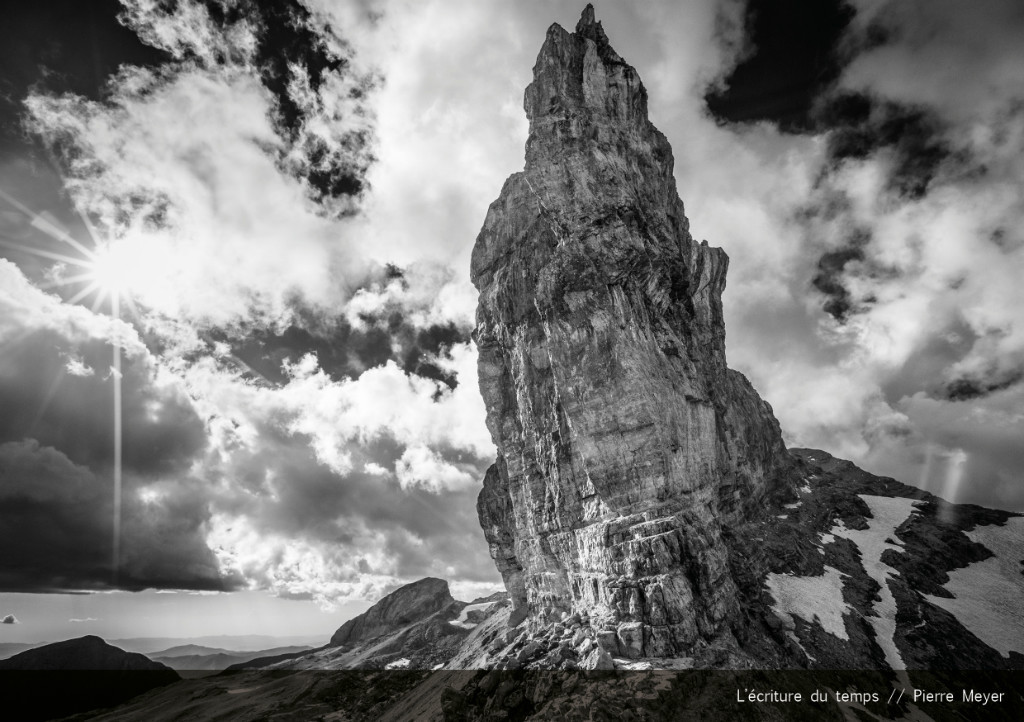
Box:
[471,4,790,655]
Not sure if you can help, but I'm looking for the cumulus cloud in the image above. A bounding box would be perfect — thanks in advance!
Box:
[24,0,377,329]
[762,0,1024,506]
[177,339,498,606]
[25,68,367,327]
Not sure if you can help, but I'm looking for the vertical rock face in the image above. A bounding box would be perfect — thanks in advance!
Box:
[471,6,791,656]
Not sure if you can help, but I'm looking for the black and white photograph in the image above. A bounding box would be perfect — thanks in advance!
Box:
[1,0,1023,719]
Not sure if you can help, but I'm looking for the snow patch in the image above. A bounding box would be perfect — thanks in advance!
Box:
[784,502,801,510]
[766,565,850,641]
[384,657,410,670]
[925,516,1024,657]
[448,601,500,629]
[832,495,920,670]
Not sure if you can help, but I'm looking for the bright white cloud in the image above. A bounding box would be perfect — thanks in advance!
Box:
[188,341,492,473]
[0,260,144,353]
[394,445,476,493]
[207,511,400,608]
[26,68,369,327]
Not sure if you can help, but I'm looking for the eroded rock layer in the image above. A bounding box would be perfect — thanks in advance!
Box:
[471,6,791,656]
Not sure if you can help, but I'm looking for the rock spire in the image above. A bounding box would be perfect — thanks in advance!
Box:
[471,5,791,656]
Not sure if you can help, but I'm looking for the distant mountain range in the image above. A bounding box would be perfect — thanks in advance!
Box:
[149,644,313,675]
[0,634,324,661]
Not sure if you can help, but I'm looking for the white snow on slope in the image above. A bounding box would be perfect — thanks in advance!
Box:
[767,565,850,641]
[448,601,500,630]
[925,516,1024,657]
[832,495,921,670]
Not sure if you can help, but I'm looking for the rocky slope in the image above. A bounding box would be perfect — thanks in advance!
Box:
[471,3,791,656]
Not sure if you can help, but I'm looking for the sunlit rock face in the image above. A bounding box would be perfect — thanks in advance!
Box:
[471,6,792,656]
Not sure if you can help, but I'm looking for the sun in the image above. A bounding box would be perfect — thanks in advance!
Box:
[0,188,152,316]
[44,240,139,314]
[88,243,133,297]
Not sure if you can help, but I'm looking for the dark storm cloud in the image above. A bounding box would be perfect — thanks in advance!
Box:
[0,0,169,148]
[0,329,206,476]
[0,438,232,592]
[817,94,957,201]
[705,0,854,131]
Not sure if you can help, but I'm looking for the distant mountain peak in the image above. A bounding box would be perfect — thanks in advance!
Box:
[330,577,456,648]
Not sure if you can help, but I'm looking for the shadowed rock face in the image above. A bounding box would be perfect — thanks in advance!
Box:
[471,5,791,656]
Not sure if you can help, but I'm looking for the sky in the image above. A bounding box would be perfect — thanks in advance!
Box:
[1,0,1022,644]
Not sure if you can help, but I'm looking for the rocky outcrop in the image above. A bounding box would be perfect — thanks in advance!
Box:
[471,5,790,655]
[330,577,457,648]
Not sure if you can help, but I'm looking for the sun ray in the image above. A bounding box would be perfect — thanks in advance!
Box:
[0,238,94,268]
[37,272,96,290]
[120,293,141,321]
[29,368,66,435]
[0,187,96,260]
[90,287,109,314]
[74,205,103,253]
[0,326,35,355]
[111,293,123,583]
[66,282,101,306]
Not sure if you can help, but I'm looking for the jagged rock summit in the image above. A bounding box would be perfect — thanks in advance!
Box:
[471,4,791,656]
[330,577,455,647]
